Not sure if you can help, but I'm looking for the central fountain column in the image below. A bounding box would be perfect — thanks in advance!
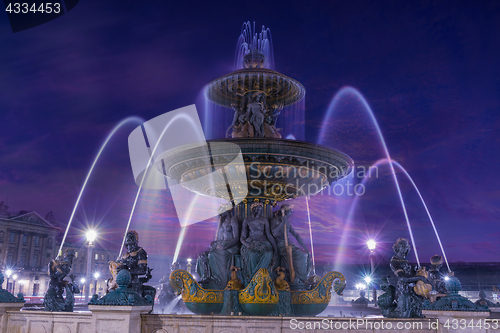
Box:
[235,199,274,220]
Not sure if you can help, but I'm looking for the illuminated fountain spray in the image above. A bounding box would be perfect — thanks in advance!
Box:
[360,159,451,272]
[338,155,451,272]
[391,161,451,272]
[57,116,144,257]
[203,22,305,141]
[235,21,274,70]
[171,195,203,264]
[119,111,206,258]
[172,227,187,265]
[319,87,420,268]
[305,197,316,275]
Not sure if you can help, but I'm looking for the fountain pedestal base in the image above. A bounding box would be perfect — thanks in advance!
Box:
[89,305,152,333]
[0,303,24,333]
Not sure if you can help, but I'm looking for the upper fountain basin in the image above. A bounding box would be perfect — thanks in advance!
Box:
[206,68,306,109]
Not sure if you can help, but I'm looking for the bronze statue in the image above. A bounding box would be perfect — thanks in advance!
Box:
[382,238,427,318]
[428,254,449,294]
[227,91,281,138]
[351,290,369,308]
[158,262,182,313]
[246,92,266,137]
[43,249,80,312]
[227,102,248,137]
[108,230,156,301]
[240,202,277,284]
[196,204,240,287]
[209,205,240,286]
[270,204,312,287]
[475,290,500,308]
[377,276,396,316]
[266,103,283,127]
[195,250,211,284]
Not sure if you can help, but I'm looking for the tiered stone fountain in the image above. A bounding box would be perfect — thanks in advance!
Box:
[160,24,353,316]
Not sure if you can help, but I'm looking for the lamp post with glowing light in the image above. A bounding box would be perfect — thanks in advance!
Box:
[367,239,377,306]
[5,269,12,293]
[85,229,97,303]
[93,272,100,296]
[12,274,18,295]
[80,277,86,300]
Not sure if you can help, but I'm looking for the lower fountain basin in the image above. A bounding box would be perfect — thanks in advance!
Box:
[169,270,224,315]
[169,269,346,317]
[291,271,346,317]
[184,301,223,316]
[158,138,353,203]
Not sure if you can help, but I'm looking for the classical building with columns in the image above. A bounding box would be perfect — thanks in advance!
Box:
[0,201,178,301]
[0,203,60,298]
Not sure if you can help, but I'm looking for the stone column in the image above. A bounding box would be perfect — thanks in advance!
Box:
[89,305,152,333]
[0,229,7,267]
[15,232,23,264]
[28,233,36,267]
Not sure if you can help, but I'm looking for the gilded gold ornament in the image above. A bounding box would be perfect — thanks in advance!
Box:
[169,269,223,304]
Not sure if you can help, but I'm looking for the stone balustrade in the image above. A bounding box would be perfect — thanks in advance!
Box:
[0,304,496,333]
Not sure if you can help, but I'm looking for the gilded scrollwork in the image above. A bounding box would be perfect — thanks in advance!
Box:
[169,269,223,304]
[290,271,346,305]
[239,269,278,305]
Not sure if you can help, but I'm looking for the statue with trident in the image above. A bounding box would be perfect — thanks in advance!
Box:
[270,204,312,288]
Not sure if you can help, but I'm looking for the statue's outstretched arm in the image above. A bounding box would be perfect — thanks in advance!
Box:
[230,104,240,127]
[215,213,224,241]
[290,225,309,253]
[271,215,286,236]
[240,219,249,247]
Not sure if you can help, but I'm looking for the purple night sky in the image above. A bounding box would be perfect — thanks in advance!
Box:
[1,1,499,268]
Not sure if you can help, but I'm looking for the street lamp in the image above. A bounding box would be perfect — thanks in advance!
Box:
[86,230,97,243]
[93,272,100,296]
[5,269,12,293]
[80,277,86,300]
[12,274,18,295]
[367,239,377,307]
[85,229,97,303]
